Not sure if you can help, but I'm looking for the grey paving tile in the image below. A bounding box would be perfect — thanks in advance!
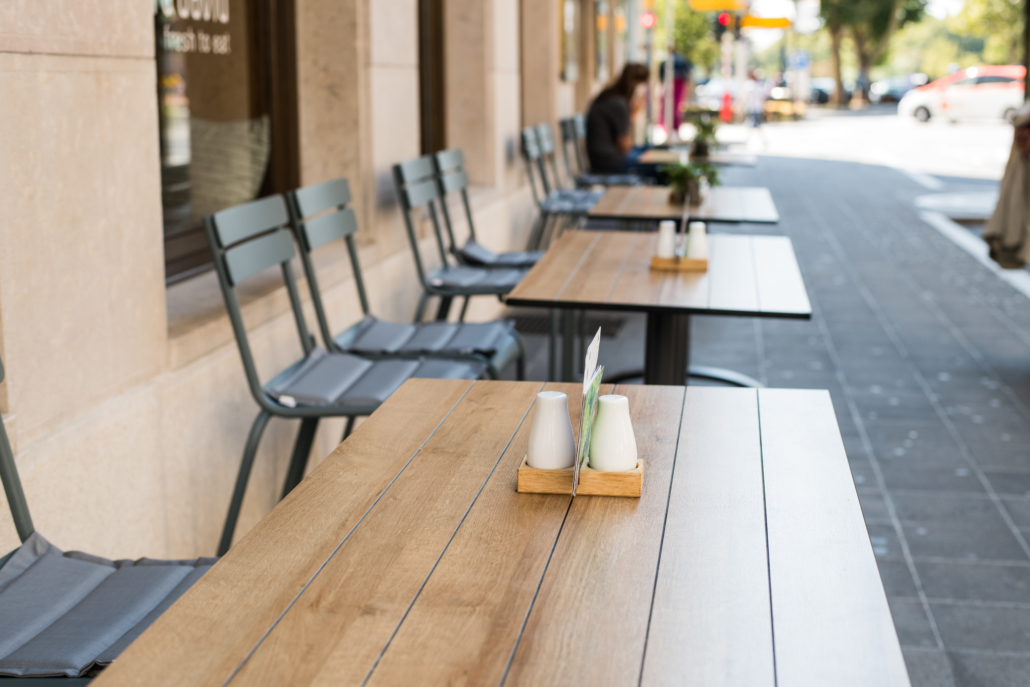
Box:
[859,490,891,522]
[878,558,919,597]
[918,560,1030,604]
[889,597,939,648]
[983,471,1030,497]
[933,603,1030,652]
[878,464,985,495]
[999,497,1030,528]
[867,521,905,561]
[903,648,956,687]
[948,651,1030,687]
[892,493,1028,561]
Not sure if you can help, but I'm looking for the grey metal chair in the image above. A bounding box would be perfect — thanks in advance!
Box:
[284,177,525,380]
[558,115,644,187]
[204,194,485,555]
[432,149,543,269]
[529,124,604,207]
[393,156,526,322]
[0,355,215,682]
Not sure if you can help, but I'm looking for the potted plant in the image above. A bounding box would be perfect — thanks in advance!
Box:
[664,162,720,206]
[690,115,718,159]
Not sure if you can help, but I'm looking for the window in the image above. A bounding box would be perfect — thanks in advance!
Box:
[156,0,298,284]
[561,0,579,81]
[948,78,978,88]
[595,1,610,84]
[977,76,1016,85]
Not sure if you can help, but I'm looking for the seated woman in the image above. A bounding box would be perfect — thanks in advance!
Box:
[586,63,649,173]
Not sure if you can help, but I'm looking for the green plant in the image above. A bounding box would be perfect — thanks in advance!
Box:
[693,115,718,145]
[664,162,720,193]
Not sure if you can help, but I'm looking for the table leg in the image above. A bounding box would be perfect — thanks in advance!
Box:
[644,312,690,385]
[562,310,576,382]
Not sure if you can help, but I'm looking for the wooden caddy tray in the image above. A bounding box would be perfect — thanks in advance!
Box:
[517,457,643,497]
[650,255,708,272]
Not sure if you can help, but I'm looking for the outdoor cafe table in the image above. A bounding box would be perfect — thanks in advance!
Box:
[505,230,811,386]
[638,148,758,166]
[93,379,910,687]
[588,185,779,224]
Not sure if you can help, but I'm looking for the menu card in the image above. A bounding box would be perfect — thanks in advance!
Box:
[572,328,604,497]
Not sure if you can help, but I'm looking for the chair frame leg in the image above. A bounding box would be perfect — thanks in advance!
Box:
[436,296,453,321]
[415,292,430,323]
[219,410,272,556]
[458,297,470,322]
[281,417,319,500]
[342,416,356,442]
[548,309,558,382]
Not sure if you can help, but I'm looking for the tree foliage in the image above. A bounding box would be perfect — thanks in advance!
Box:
[671,1,720,73]
[947,0,1024,64]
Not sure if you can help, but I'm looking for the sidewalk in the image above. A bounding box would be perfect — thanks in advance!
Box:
[510,155,1030,687]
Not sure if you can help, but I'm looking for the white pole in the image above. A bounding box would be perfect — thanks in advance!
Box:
[664,0,675,141]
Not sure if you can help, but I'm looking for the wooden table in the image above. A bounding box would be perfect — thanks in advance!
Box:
[505,230,811,385]
[638,149,758,167]
[93,380,910,687]
[588,185,779,224]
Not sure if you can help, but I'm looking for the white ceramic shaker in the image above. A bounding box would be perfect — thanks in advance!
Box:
[687,221,708,260]
[526,391,577,469]
[588,395,638,472]
[655,220,677,259]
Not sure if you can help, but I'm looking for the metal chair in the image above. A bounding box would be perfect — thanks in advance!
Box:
[558,115,644,187]
[531,123,604,207]
[285,177,525,380]
[204,194,485,555]
[393,156,526,322]
[432,149,543,269]
[0,354,216,682]
[519,127,594,250]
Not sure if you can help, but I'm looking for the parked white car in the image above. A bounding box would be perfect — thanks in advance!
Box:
[898,65,1026,123]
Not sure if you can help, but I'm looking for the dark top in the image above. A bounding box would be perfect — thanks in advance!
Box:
[586,95,630,173]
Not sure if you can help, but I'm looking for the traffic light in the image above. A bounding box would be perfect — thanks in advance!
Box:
[713,11,731,40]
[640,11,657,29]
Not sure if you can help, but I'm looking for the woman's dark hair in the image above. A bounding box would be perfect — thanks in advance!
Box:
[597,63,649,102]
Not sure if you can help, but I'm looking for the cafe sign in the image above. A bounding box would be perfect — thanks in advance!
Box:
[157,0,230,24]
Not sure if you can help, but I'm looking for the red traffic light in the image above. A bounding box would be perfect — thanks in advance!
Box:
[640,11,657,29]
[717,12,731,26]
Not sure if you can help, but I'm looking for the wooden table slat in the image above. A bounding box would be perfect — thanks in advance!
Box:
[606,234,669,308]
[364,382,598,687]
[758,389,910,687]
[587,186,778,224]
[641,387,774,687]
[510,230,598,303]
[91,379,477,687]
[504,385,686,686]
[560,232,639,305]
[752,236,811,316]
[707,235,759,313]
[226,381,547,687]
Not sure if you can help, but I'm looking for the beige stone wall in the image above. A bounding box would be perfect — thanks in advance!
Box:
[0,0,540,559]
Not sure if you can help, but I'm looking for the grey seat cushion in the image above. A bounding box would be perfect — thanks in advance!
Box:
[398,320,514,357]
[0,533,214,678]
[348,317,419,355]
[576,173,643,186]
[460,241,542,269]
[427,266,524,292]
[268,347,485,407]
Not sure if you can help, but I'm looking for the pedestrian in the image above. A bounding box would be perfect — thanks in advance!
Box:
[586,63,649,173]
[739,69,769,146]
[984,101,1030,268]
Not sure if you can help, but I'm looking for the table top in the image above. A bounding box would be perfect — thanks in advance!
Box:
[638,149,758,166]
[505,230,811,319]
[587,185,779,223]
[93,380,909,687]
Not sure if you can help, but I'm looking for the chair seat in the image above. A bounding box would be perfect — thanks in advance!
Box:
[576,173,644,187]
[427,266,525,293]
[0,533,215,678]
[341,316,517,358]
[459,240,543,269]
[266,348,485,408]
[541,191,596,214]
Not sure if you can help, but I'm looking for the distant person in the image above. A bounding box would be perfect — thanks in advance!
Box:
[586,63,649,173]
[740,69,770,146]
[984,102,1030,267]
[659,53,692,132]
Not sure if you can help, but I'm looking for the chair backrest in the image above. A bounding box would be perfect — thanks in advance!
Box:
[286,178,371,351]
[520,127,548,206]
[0,355,34,544]
[572,113,589,172]
[558,117,581,180]
[534,122,567,190]
[432,149,479,253]
[392,156,453,288]
[204,195,315,409]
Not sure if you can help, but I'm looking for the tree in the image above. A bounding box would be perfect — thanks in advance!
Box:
[948,0,1024,65]
[848,0,926,104]
[820,0,856,107]
[672,0,719,73]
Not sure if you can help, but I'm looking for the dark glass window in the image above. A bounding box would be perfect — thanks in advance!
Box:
[156,0,297,284]
[977,75,1016,85]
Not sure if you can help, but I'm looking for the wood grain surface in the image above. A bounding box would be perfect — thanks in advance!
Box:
[93,382,907,687]
[586,186,779,223]
[91,379,476,687]
[506,231,811,319]
[517,457,644,497]
[640,387,774,687]
[758,389,910,687]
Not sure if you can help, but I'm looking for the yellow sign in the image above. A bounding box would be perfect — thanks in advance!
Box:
[688,0,746,10]
[740,15,792,28]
